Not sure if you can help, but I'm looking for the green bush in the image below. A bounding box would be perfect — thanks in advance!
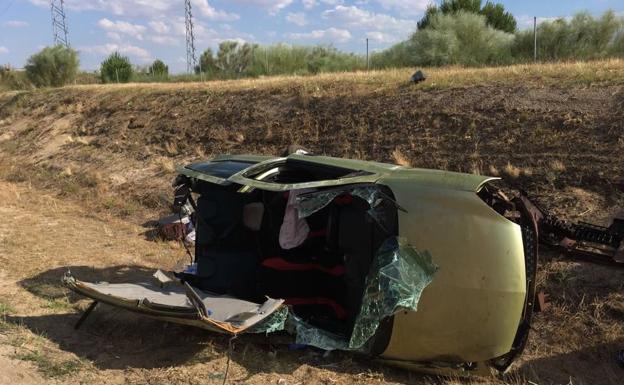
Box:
[100,52,133,83]
[196,48,218,75]
[148,59,168,78]
[611,29,624,57]
[370,41,415,69]
[24,45,79,87]
[411,11,514,66]
[0,66,33,91]
[513,11,623,61]
[195,42,364,79]
[418,0,516,33]
[480,1,517,33]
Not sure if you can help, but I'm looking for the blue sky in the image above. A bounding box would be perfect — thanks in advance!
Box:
[1,0,623,73]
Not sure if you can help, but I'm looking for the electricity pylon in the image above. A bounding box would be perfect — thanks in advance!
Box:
[50,0,69,47]
[184,0,197,73]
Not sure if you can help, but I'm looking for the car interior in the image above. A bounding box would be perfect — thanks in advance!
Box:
[177,160,398,337]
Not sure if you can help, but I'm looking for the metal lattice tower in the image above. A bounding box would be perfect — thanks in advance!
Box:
[184,0,197,73]
[50,0,69,47]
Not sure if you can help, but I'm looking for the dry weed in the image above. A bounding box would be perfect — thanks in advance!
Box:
[164,141,178,156]
[488,165,500,176]
[503,162,521,178]
[154,157,175,173]
[391,148,411,167]
[550,159,567,172]
[60,59,624,96]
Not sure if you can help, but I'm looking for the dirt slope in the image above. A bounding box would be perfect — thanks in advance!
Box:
[0,62,623,384]
[1,66,623,224]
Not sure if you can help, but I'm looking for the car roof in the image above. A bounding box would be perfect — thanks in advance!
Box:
[192,153,498,193]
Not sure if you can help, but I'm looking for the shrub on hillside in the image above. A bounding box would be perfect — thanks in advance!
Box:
[0,65,33,91]
[196,48,218,75]
[611,29,624,57]
[100,52,133,83]
[411,11,514,66]
[196,43,364,78]
[24,45,79,87]
[513,11,624,61]
[370,41,415,69]
[148,59,168,78]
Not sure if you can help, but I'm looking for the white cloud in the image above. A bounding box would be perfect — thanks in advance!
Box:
[365,31,395,43]
[194,0,240,21]
[288,27,351,43]
[142,17,254,48]
[286,12,307,26]
[149,35,178,45]
[80,43,152,62]
[97,18,147,40]
[29,0,236,20]
[106,32,122,41]
[3,20,29,28]
[229,0,293,14]
[322,5,415,43]
[0,46,9,54]
[148,20,170,35]
[302,0,343,7]
[28,0,172,17]
[375,0,429,16]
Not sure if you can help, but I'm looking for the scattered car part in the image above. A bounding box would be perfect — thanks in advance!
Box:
[521,197,624,266]
[410,70,426,83]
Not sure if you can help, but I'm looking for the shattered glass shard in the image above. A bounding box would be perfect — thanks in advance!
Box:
[349,237,438,349]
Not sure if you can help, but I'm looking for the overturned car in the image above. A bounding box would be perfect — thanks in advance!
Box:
[64,153,541,376]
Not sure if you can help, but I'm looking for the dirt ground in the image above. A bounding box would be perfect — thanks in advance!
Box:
[0,179,622,385]
[0,62,623,384]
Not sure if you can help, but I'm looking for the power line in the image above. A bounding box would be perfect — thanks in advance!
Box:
[184,0,197,74]
[50,0,69,47]
[0,0,16,18]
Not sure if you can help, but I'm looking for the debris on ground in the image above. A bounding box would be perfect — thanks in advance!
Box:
[410,70,426,83]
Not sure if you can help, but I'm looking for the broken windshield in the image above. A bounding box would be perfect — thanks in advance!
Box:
[185,160,256,179]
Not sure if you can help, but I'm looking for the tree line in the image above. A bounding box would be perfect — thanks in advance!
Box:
[3,0,624,88]
[372,2,624,68]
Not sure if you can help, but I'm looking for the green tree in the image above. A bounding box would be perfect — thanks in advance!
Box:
[417,5,440,30]
[440,0,481,14]
[370,41,415,69]
[100,52,133,83]
[411,11,514,66]
[24,45,79,87]
[512,10,623,61]
[418,0,516,33]
[148,59,168,78]
[216,41,257,75]
[196,48,218,74]
[480,2,517,33]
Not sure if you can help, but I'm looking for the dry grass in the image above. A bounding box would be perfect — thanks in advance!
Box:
[154,156,176,173]
[391,147,411,167]
[503,162,521,178]
[0,59,623,384]
[550,159,567,172]
[488,165,500,177]
[44,59,624,97]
